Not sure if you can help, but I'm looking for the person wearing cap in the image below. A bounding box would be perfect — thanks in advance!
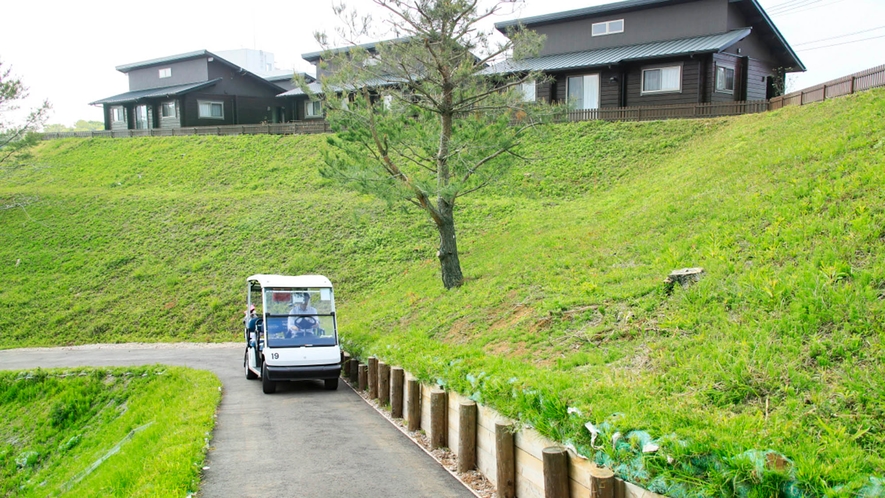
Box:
[287,293,318,336]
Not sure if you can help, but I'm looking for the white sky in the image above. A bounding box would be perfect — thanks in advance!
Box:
[2,0,883,126]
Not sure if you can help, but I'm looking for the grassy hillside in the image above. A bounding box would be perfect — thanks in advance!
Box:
[0,366,220,496]
[2,89,884,495]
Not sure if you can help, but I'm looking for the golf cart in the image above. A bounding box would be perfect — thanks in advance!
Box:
[243,274,342,394]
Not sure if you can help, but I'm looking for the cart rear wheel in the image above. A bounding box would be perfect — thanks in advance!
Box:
[324,378,338,390]
[245,351,258,380]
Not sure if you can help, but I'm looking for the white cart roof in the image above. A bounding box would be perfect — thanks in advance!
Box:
[247,274,332,289]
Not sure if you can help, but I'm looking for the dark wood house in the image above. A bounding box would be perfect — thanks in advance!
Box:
[90,50,289,130]
[276,40,398,121]
[491,0,805,109]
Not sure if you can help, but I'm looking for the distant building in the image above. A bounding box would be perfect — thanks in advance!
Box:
[488,0,805,108]
[90,50,290,130]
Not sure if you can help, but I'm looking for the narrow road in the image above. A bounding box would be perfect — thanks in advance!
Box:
[0,344,474,498]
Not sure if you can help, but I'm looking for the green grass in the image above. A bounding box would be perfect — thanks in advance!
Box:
[2,89,884,495]
[0,366,221,496]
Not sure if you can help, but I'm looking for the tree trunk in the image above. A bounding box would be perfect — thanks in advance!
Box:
[437,202,463,289]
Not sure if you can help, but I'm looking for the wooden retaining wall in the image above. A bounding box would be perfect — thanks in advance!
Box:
[347,354,664,498]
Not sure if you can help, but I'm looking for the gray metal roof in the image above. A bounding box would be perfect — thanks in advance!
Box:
[277,81,325,98]
[495,0,681,29]
[115,50,211,73]
[276,76,402,98]
[89,79,222,105]
[483,28,752,74]
[302,37,411,63]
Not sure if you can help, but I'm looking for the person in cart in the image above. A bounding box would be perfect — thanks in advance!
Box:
[287,292,319,336]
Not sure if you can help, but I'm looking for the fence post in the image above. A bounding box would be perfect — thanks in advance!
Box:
[391,367,404,418]
[590,465,615,498]
[368,357,378,399]
[850,77,855,94]
[358,364,367,391]
[407,379,421,431]
[495,422,516,498]
[350,357,359,383]
[543,447,570,498]
[430,390,447,449]
[458,401,477,473]
[378,362,390,406]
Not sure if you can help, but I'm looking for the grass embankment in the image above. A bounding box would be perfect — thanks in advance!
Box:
[1,89,884,495]
[0,366,220,496]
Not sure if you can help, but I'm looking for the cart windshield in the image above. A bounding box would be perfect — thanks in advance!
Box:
[263,288,336,348]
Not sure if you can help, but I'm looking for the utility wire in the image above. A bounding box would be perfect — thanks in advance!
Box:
[765,0,816,11]
[770,0,848,16]
[796,33,885,51]
[793,25,885,46]
[767,0,827,14]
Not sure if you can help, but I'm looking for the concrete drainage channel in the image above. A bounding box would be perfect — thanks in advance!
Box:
[342,354,664,498]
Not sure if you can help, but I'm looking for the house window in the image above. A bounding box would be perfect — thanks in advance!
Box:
[716,65,735,93]
[161,101,177,118]
[111,106,125,122]
[592,19,624,36]
[567,74,600,110]
[304,100,322,118]
[641,65,682,94]
[159,68,172,78]
[198,101,224,119]
[519,80,536,102]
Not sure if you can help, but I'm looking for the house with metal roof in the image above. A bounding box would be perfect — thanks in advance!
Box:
[490,0,804,109]
[90,50,291,131]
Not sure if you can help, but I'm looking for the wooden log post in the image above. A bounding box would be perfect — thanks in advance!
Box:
[358,364,368,391]
[430,390,447,449]
[614,476,626,498]
[495,422,516,498]
[589,465,615,498]
[543,447,570,498]
[458,400,477,473]
[391,367,404,418]
[342,353,351,378]
[407,379,421,431]
[368,357,378,400]
[350,357,359,384]
[378,362,391,406]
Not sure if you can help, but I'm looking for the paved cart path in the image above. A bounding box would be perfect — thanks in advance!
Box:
[0,344,474,498]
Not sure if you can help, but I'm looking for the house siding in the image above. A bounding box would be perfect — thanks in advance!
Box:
[533,0,728,57]
[710,53,740,102]
[127,59,209,91]
[207,61,283,98]
[181,93,236,126]
[746,58,777,100]
[627,58,701,106]
[234,96,279,124]
[549,68,621,107]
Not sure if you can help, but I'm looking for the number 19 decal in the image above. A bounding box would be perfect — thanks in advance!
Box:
[271,353,279,359]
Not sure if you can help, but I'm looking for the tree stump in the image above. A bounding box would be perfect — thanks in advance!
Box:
[664,267,705,293]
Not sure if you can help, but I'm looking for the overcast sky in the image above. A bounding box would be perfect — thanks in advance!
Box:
[3,0,883,126]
